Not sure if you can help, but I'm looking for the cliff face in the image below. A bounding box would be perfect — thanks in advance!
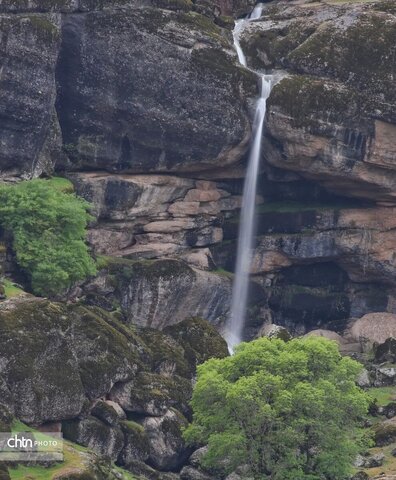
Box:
[1,1,396,479]
[0,0,395,339]
[251,1,396,201]
[0,1,256,178]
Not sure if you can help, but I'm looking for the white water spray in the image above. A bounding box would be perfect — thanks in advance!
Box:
[225,4,276,351]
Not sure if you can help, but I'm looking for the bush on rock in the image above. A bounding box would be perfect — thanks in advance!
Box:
[0,179,96,296]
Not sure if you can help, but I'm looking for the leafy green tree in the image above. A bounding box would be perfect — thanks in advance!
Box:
[0,179,96,296]
[184,336,370,480]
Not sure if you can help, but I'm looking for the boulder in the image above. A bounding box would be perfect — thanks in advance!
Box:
[350,314,396,347]
[189,446,209,468]
[374,366,396,387]
[375,337,396,363]
[118,420,150,465]
[373,418,396,446]
[357,369,371,389]
[0,298,145,425]
[354,452,385,468]
[88,259,233,329]
[91,400,122,427]
[351,473,370,480]
[381,403,396,419]
[258,324,291,341]
[62,416,124,461]
[142,408,190,471]
[164,317,229,370]
[109,372,192,417]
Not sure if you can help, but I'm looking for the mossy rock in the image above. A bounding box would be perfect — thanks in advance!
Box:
[0,299,145,425]
[268,75,363,131]
[214,15,234,30]
[118,420,150,464]
[373,420,396,446]
[109,371,193,417]
[91,400,120,427]
[62,416,124,461]
[26,14,60,41]
[288,13,396,105]
[164,317,229,369]
[241,20,316,70]
[137,327,192,378]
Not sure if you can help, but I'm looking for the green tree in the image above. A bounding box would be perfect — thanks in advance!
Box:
[0,179,96,296]
[184,336,370,480]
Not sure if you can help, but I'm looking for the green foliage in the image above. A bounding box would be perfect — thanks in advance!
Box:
[184,336,370,479]
[0,179,96,296]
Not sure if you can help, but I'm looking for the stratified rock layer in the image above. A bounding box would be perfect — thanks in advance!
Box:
[239,1,396,202]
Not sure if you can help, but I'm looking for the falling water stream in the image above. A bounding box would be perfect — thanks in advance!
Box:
[225,4,277,351]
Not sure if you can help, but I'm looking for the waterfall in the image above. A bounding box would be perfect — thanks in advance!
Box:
[225,4,275,351]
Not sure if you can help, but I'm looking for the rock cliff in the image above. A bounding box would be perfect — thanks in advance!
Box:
[0,0,396,477]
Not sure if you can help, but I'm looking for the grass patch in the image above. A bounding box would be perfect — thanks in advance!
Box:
[368,386,396,407]
[8,420,136,480]
[364,443,396,477]
[2,279,25,298]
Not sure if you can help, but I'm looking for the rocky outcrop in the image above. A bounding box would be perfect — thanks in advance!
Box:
[142,408,190,471]
[85,258,233,329]
[56,5,256,174]
[0,0,256,180]
[238,1,396,202]
[68,172,245,258]
[0,296,227,474]
[63,416,125,461]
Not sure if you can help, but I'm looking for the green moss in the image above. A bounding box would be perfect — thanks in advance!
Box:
[165,317,229,368]
[137,327,191,377]
[268,75,361,130]
[213,268,234,278]
[128,372,192,414]
[288,13,396,98]
[242,21,316,69]
[120,420,144,434]
[2,280,25,299]
[27,15,60,41]
[178,11,226,43]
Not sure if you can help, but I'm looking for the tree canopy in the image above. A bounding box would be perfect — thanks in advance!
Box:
[184,336,370,480]
[0,179,96,296]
